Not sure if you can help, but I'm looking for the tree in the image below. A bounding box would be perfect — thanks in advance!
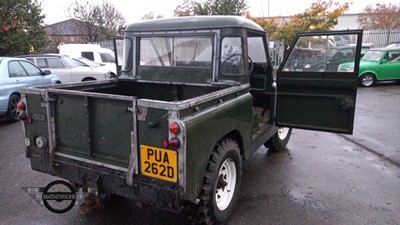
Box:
[248,0,350,46]
[357,3,400,29]
[174,0,248,16]
[141,12,164,20]
[0,0,48,56]
[68,0,125,42]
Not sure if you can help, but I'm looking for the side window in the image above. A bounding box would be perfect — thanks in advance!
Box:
[8,61,28,78]
[25,58,34,63]
[46,58,65,68]
[36,58,47,68]
[388,51,400,62]
[248,37,267,63]
[20,61,42,76]
[82,52,95,61]
[221,37,243,75]
[100,53,115,63]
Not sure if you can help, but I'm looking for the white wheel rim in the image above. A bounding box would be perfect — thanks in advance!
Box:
[362,75,373,86]
[215,158,236,211]
[277,127,289,140]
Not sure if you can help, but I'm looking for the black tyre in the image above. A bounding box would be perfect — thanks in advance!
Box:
[359,73,375,87]
[6,94,20,122]
[194,139,242,225]
[264,127,292,152]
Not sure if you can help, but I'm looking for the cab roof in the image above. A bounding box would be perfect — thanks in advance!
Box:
[125,16,264,33]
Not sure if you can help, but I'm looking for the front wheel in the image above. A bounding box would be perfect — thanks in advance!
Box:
[264,127,292,152]
[359,73,375,87]
[193,139,242,225]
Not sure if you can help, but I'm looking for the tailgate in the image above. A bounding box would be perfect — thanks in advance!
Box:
[19,86,138,174]
[53,91,135,168]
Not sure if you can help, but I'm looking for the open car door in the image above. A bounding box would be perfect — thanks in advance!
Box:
[113,36,124,76]
[276,30,363,134]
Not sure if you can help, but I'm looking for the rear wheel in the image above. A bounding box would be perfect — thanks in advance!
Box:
[6,94,20,122]
[264,127,292,152]
[193,139,242,225]
[359,73,375,87]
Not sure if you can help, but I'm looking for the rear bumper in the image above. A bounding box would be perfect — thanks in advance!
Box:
[27,148,182,212]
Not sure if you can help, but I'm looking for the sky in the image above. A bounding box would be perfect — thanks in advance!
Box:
[40,0,397,25]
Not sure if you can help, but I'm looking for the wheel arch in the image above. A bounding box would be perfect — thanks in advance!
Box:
[220,130,244,158]
[81,77,97,82]
[359,71,377,80]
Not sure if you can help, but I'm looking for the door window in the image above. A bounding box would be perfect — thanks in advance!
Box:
[8,61,28,78]
[48,58,65,68]
[283,34,359,72]
[220,37,243,75]
[20,61,42,76]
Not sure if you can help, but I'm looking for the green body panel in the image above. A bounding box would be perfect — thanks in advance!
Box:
[54,94,133,167]
[182,93,253,200]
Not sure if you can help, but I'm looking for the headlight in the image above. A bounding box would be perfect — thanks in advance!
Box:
[304,64,311,69]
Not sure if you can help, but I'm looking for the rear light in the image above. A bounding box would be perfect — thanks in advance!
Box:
[17,101,32,123]
[162,140,169,148]
[168,138,180,149]
[17,102,26,110]
[169,122,180,134]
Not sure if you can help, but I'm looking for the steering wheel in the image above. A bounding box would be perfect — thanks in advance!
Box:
[222,54,242,65]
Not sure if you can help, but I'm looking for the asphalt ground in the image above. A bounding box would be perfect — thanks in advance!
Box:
[0,82,399,225]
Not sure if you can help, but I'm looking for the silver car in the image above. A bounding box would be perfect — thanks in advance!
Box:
[19,54,112,83]
[0,57,60,122]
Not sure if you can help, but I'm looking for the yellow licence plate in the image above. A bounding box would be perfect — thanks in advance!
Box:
[140,145,178,183]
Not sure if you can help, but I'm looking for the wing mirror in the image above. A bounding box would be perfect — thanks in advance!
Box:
[381,59,388,64]
[43,70,51,75]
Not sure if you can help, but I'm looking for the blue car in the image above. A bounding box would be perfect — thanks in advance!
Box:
[0,57,60,122]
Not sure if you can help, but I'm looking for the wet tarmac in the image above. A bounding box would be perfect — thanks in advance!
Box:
[1,83,399,225]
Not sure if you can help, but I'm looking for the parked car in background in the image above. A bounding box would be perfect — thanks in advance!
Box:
[302,44,373,72]
[334,35,351,46]
[338,47,400,87]
[59,44,117,75]
[385,42,400,48]
[18,54,112,83]
[0,57,60,121]
[73,56,104,67]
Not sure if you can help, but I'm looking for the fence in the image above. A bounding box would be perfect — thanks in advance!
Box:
[363,29,400,47]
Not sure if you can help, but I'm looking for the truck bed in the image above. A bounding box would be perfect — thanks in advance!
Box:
[56,79,225,102]
[23,79,249,170]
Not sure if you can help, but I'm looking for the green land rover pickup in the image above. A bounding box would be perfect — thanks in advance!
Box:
[19,16,363,224]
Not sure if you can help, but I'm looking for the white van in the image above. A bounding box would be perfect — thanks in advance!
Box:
[59,44,117,75]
